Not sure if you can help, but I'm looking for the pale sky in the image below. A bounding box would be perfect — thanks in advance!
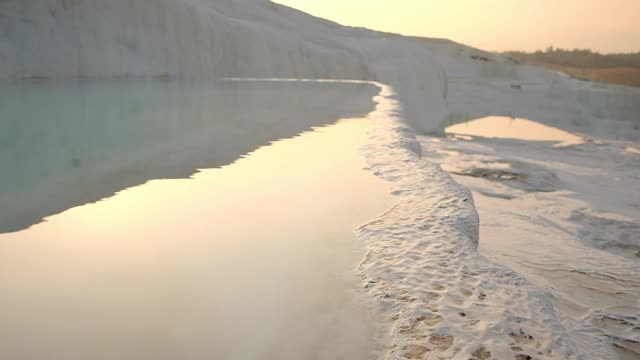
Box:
[274,0,640,53]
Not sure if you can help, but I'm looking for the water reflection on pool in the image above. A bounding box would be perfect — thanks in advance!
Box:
[446,116,584,145]
[0,81,392,359]
[0,80,377,233]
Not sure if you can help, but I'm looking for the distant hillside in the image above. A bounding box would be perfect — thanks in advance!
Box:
[503,48,640,87]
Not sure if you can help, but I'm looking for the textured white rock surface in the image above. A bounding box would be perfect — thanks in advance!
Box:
[2,1,640,358]
[358,83,620,359]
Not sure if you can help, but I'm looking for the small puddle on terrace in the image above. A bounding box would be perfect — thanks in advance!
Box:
[446,116,583,146]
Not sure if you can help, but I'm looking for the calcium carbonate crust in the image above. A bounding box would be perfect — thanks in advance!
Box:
[357,82,620,360]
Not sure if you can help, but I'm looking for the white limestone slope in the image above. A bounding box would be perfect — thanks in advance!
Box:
[0,0,448,133]
[2,0,638,137]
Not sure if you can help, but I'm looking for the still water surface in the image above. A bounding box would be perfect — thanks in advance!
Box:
[446,116,584,145]
[0,81,391,359]
[0,80,378,233]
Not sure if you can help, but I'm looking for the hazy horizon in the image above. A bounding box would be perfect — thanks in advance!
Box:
[274,0,640,54]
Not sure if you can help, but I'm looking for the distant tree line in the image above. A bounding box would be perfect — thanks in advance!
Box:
[503,47,640,69]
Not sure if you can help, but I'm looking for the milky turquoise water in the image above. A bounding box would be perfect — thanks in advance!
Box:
[0,80,378,233]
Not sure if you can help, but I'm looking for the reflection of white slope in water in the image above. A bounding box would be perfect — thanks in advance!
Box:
[420,121,640,359]
[355,83,619,359]
[0,80,377,233]
[0,118,393,360]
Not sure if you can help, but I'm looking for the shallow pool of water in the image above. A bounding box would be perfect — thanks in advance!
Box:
[446,116,583,145]
[0,81,392,359]
[0,80,378,233]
